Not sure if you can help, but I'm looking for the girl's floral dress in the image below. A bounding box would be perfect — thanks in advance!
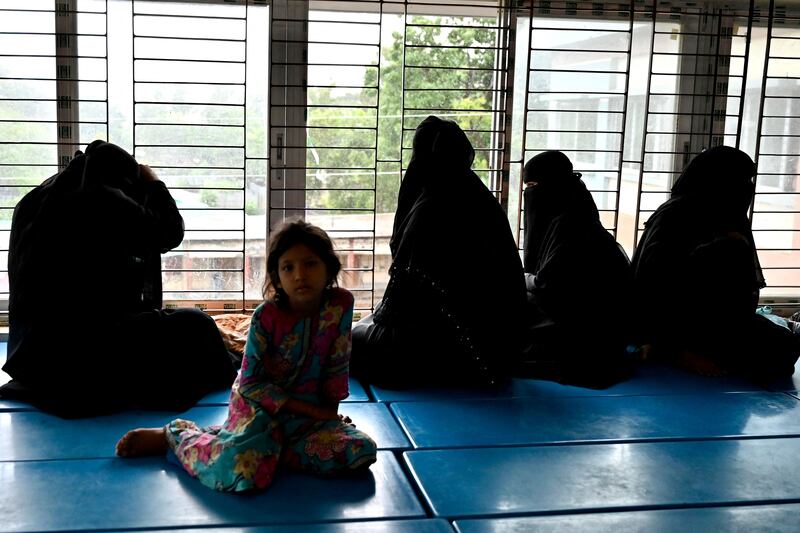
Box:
[164,288,377,492]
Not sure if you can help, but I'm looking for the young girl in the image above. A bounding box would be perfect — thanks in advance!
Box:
[116,219,377,492]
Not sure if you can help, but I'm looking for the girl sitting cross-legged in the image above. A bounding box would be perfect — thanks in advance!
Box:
[116,219,377,492]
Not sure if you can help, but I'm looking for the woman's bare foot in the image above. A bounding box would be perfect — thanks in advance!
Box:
[637,344,655,362]
[676,350,728,377]
[115,428,168,457]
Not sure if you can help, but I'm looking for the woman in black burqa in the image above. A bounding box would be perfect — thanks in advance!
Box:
[631,145,799,379]
[350,116,526,387]
[518,151,632,387]
[1,140,237,417]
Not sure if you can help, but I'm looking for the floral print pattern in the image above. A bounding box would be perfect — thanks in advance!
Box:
[164,288,377,492]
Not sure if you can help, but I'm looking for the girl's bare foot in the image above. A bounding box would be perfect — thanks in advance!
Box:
[115,428,168,457]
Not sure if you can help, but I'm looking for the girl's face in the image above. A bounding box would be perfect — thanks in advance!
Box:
[277,243,329,315]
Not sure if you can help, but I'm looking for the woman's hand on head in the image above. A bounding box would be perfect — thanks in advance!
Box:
[139,164,159,183]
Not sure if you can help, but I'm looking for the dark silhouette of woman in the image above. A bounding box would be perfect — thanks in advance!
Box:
[351,116,526,388]
[631,146,799,379]
[2,141,236,417]
[519,151,632,387]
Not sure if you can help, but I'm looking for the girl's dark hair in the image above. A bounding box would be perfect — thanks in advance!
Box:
[263,219,341,308]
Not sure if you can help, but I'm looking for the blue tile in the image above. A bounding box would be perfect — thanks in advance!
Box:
[197,377,369,406]
[0,406,228,461]
[152,519,454,532]
[339,402,411,450]
[404,438,800,518]
[1,452,424,532]
[0,403,405,461]
[453,504,800,532]
[370,364,763,402]
[347,378,370,401]
[392,392,800,448]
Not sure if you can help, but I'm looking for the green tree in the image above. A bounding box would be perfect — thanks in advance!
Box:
[318,15,500,213]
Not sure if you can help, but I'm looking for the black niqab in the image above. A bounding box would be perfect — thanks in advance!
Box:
[522,150,601,274]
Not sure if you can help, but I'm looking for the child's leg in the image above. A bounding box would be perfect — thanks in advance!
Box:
[283,419,377,475]
[166,418,283,492]
[115,427,168,457]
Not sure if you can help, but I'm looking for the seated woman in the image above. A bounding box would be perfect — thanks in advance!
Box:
[631,145,799,379]
[1,141,237,417]
[518,151,632,387]
[350,116,526,388]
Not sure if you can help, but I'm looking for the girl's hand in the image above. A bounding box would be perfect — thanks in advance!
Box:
[313,405,339,421]
[339,414,356,427]
[283,398,338,420]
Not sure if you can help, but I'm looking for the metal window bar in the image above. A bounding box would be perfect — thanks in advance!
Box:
[131,0,256,313]
[269,0,384,314]
[752,0,800,305]
[515,1,635,250]
[5,0,800,320]
[400,1,515,205]
[635,1,751,244]
[267,0,517,314]
[0,0,109,322]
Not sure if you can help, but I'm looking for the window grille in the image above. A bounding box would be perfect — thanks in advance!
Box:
[0,0,109,317]
[0,0,269,318]
[512,0,634,250]
[269,0,516,316]
[131,0,265,312]
[752,1,800,303]
[636,1,752,245]
[2,0,800,324]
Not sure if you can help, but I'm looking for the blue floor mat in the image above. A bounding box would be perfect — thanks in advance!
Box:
[1,452,424,532]
[147,518,454,532]
[453,504,800,532]
[0,402,408,461]
[4,335,800,532]
[370,363,764,403]
[0,406,227,461]
[405,438,800,518]
[392,392,800,448]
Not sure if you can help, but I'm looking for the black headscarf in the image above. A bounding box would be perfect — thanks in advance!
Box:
[522,150,601,274]
[390,116,477,258]
[636,145,764,288]
[671,145,756,220]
